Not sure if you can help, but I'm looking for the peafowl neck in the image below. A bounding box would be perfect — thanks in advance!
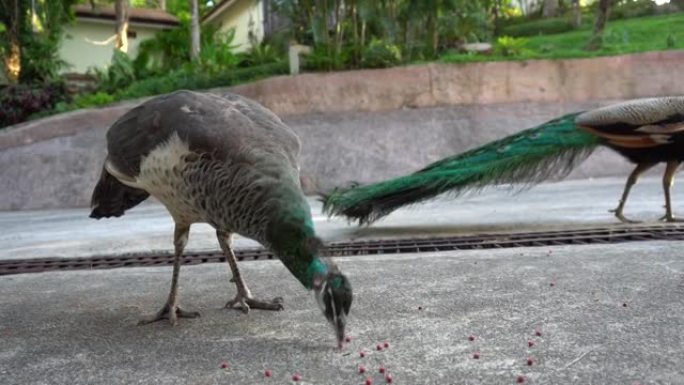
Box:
[263,184,328,289]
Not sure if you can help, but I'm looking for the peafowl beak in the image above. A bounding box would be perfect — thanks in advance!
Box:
[314,271,353,348]
[334,312,347,349]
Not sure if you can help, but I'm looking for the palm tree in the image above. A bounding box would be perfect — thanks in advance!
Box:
[189,0,200,60]
[115,0,130,51]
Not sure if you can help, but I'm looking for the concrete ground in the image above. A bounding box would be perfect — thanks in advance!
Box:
[1,177,683,384]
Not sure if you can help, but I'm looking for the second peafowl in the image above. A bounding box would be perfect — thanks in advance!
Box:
[322,96,684,225]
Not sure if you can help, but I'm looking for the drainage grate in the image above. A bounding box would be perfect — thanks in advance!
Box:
[2,224,683,276]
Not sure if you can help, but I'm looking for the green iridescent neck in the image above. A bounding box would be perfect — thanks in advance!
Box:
[266,197,327,289]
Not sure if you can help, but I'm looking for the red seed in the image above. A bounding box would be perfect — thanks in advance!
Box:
[385,374,393,383]
[379,366,386,374]
[517,375,525,383]
[358,365,366,374]
[292,373,302,382]
[383,342,389,348]
[527,357,534,366]
[468,335,475,341]
[345,336,352,343]
[264,370,272,377]
[220,362,228,369]
[376,344,383,351]
[359,351,366,358]
[365,378,373,385]
[473,352,480,359]
[528,341,535,348]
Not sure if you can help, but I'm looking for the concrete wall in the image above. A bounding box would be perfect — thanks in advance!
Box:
[205,0,264,53]
[1,51,683,211]
[61,20,167,74]
[231,50,684,115]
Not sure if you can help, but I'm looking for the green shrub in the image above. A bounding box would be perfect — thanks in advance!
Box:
[90,51,136,94]
[70,92,116,109]
[238,43,283,67]
[38,62,289,116]
[133,17,237,77]
[361,39,402,68]
[0,83,66,128]
[303,44,354,71]
[494,36,529,57]
[500,17,579,37]
[609,0,658,20]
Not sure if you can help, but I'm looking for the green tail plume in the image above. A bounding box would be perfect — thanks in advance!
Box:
[322,113,602,224]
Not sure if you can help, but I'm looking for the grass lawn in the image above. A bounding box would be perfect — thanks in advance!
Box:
[442,12,684,63]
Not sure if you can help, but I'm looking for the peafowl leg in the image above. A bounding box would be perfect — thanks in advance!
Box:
[659,161,683,222]
[139,224,200,326]
[611,162,656,223]
[217,230,284,314]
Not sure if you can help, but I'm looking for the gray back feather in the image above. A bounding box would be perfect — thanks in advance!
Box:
[576,96,684,126]
[106,90,301,179]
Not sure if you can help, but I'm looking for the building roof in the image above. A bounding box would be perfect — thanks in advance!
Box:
[202,0,239,24]
[73,5,179,27]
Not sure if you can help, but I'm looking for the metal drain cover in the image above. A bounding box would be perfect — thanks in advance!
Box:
[2,224,683,276]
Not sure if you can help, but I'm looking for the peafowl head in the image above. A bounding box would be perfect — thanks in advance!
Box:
[313,265,353,349]
[266,207,353,347]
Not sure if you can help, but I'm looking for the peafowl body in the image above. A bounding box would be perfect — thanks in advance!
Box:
[323,96,684,224]
[91,90,352,346]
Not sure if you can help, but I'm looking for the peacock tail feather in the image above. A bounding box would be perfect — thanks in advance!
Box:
[322,112,603,225]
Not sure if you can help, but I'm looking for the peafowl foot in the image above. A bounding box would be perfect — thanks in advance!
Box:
[138,302,200,326]
[609,209,640,224]
[658,214,684,223]
[225,294,284,314]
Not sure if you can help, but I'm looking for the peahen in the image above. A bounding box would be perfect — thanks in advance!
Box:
[90,90,352,346]
[323,96,684,225]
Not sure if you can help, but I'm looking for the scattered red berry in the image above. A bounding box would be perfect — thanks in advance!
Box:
[384,342,389,348]
[358,365,366,374]
[292,373,302,382]
[623,303,628,307]
[365,378,373,385]
[473,352,480,359]
[528,341,535,348]
[376,344,384,351]
[535,330,542,337]
[385,374,393,383]
[527,357,534,366]
[360,351,366,358]
[418,306,423,310]
[517,375,525,383]
[379,365,386,374]
[550,282,555,287]
[264,370,272,377]
[468,335,475,341]
[220,362,228,369]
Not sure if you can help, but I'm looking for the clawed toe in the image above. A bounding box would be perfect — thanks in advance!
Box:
[610,209,640,224]
[658,214,684,223]
[225,294,284,313]
[138,303,200,326]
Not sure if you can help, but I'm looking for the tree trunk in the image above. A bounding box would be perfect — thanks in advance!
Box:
[159,0,166,10]
[3,0,21,83]
[572,0,582,28]
[585,0,610,51]
[542,0,558,18]
[114,0,129,52]
[189,0,200,60]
